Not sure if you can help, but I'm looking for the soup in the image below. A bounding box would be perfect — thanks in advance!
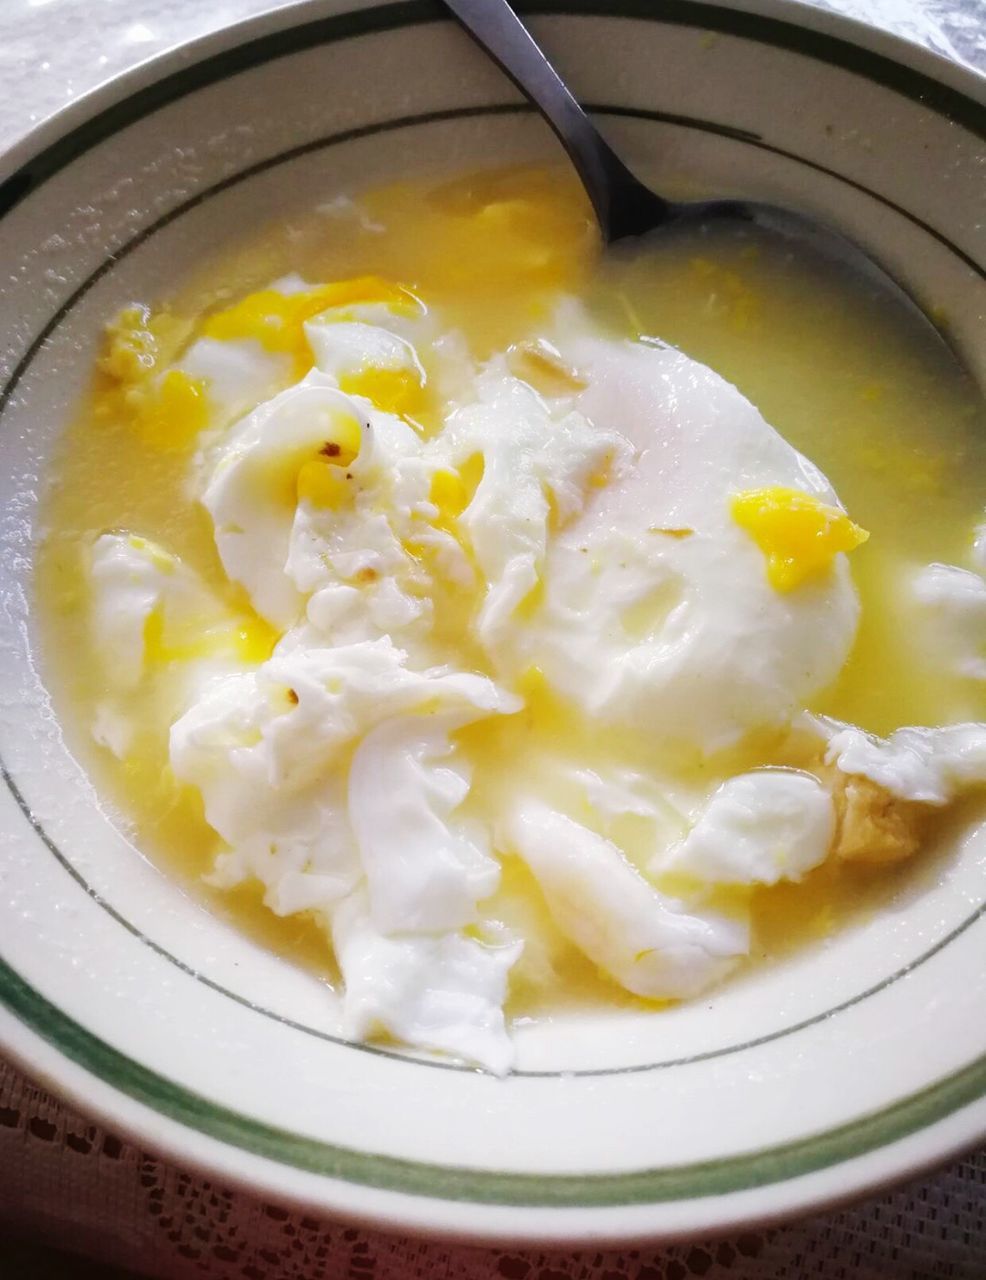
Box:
[36,166,986,1071]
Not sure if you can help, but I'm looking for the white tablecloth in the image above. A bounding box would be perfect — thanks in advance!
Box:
[1,1,983,1275]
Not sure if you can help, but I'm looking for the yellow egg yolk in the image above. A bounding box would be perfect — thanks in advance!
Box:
[201,277,421,377]
[731,486,869,591]
[143,607,278,668]
[293,410,365,508]
[296,459,354,509]
[99,305,192,383]
[429,465,471,527]
[130,369,210,451]
[399,457,486,587]
[338,366,424,417]
[410,456,483,541]
[96,307,206,450]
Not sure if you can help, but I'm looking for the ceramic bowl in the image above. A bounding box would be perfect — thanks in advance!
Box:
[0,0,984,1244]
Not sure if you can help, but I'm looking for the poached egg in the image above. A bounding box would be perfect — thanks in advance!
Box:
[82,259,982,1074]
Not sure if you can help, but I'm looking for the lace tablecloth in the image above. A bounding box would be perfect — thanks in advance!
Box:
[1,1,984,1276]
[2,1060,985,1276]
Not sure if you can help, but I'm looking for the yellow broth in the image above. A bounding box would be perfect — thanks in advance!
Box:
[35,166,986,1012]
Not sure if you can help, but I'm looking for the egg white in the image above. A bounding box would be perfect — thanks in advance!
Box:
[517,327,860,754]
[84,286,986,1073]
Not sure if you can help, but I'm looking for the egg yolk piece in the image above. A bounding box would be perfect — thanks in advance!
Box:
[131,369,210,451]
[294,409,366,509]
[143,606,279,669]
[731,486,869,592]
[99,304,192,383]
[429,456,484,530]
[338,366,422,417]
[95,307,208,449]
[201,278,420,376]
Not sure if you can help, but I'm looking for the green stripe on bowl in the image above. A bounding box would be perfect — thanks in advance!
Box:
[1,0,984,1210]
[2,956,983,1205]
[1,0,983,215]
[0,92,983,1079]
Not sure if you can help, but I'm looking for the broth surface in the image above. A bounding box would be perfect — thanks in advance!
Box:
[36,167,986,1013]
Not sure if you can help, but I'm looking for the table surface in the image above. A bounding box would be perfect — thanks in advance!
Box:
[1,1,984,1277]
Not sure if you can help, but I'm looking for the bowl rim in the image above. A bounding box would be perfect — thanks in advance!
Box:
[1,0,985,1245]
[0,0,982,207]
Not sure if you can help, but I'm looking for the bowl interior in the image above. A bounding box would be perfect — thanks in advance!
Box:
[0,0,983,1239]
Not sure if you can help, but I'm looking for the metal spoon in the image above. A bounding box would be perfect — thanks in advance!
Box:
[442,0,969,362]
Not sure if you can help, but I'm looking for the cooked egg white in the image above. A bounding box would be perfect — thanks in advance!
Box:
[912,561,986,682]
[660,770,835,886]
[81,298,878,1070]
[510,328,862,754]
[39,167,986,1073]
[87,531,274,758]
[332,890,521,1076]
[823,721,986,806]
[504,800,750,1000]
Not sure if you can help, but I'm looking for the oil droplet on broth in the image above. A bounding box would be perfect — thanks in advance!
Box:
[35,166,986,1015]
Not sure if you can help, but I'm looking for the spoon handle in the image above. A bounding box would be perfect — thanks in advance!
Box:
[442,0,671,241]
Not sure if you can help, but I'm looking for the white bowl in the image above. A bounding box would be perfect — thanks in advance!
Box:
[0,0,984,1245]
